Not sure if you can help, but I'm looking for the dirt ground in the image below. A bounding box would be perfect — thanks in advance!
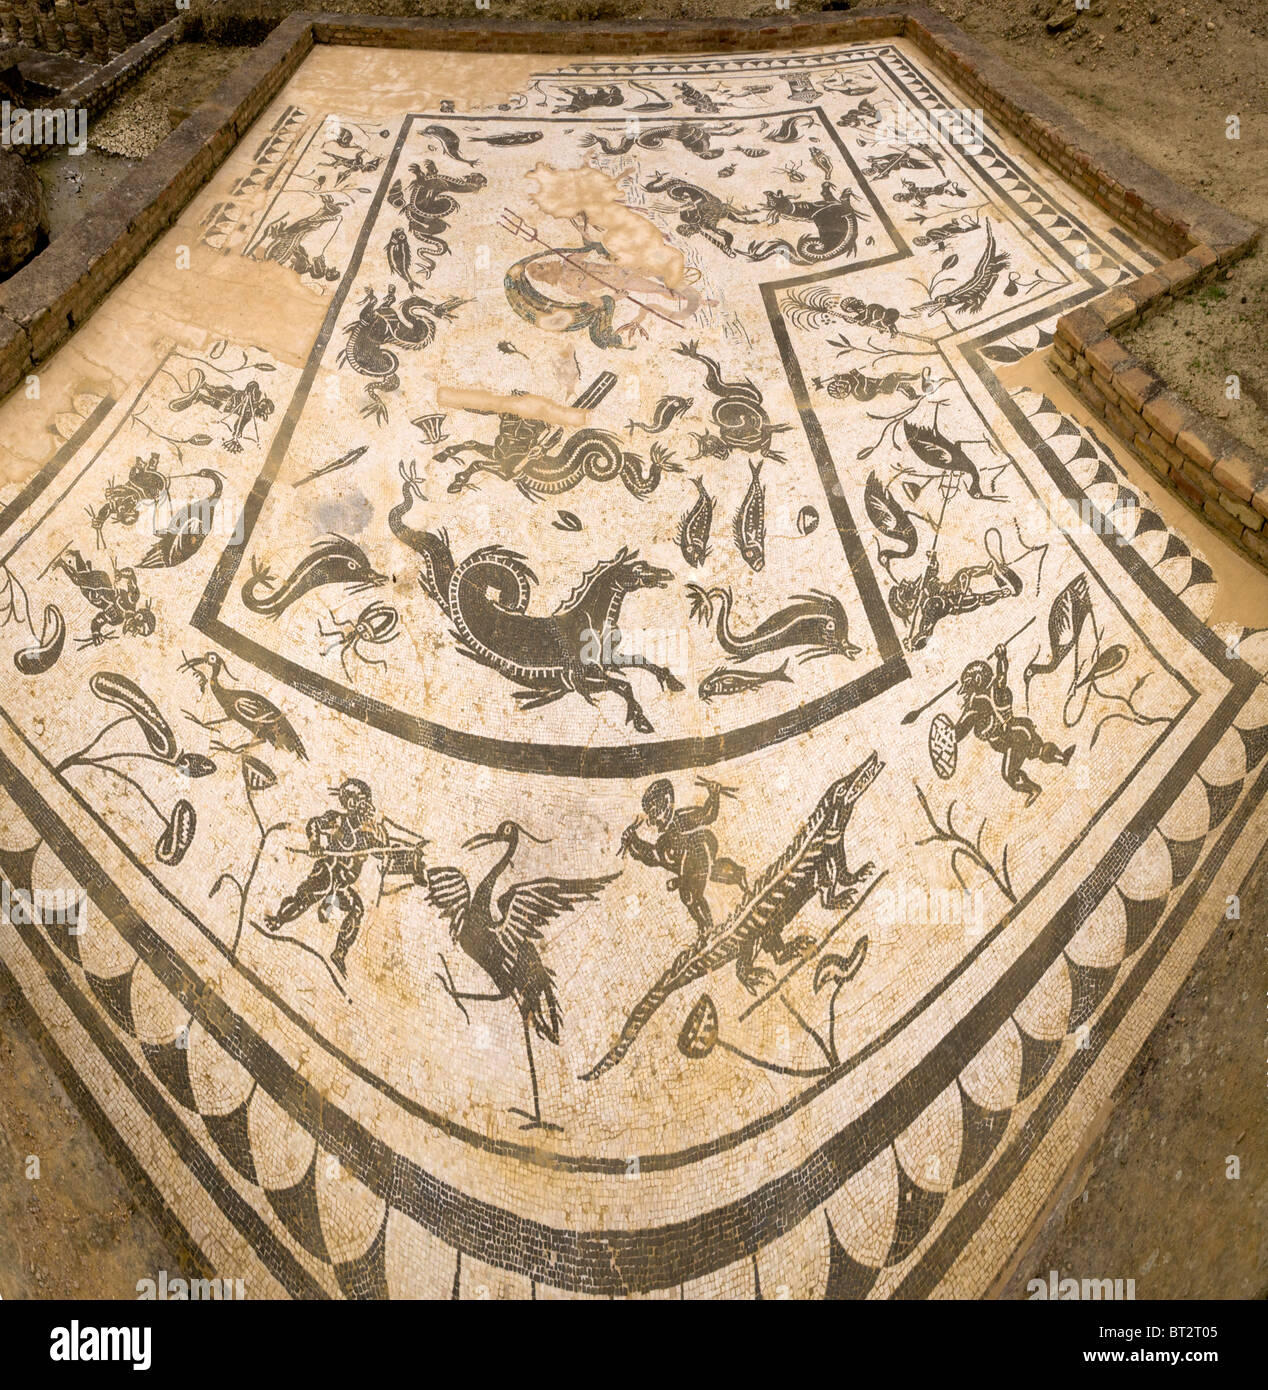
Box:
[0,978,198,1299]
[39,43,253,236]
[2,0,1265,1299]
[923,0,1268,454]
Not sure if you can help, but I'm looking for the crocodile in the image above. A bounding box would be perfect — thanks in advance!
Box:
[582,752,882,1080]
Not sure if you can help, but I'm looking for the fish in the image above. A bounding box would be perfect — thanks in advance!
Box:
[736,146,769,157]
[716,164,737,179]
[676,477,713,567]
[419,124,479,167]
[241,537,386,618]
[471,130,543,146]
[628,394,693,435]
[698,658,793,701]
[386,228,424,290]
[734,460,765,571]
[498,340,528,358]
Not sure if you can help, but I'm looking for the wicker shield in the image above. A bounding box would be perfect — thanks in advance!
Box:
[929,712,958,779]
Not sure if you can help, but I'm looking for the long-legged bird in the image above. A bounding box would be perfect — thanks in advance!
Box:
[427,821,617,1131]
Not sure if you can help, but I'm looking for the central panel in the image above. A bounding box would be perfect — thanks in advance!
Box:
[194,108,906,774]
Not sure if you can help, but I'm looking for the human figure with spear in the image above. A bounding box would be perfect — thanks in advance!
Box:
[905,616,1073,806]
[261,777,428,976]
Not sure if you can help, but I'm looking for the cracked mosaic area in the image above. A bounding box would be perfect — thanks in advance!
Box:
[1,36,1265,1299]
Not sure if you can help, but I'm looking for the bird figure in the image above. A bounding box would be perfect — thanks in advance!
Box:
[178,651,307,759]
[863,471,919,574]
[1024,573,1127,719]
[137,470,224,569]
[427,821,618,1131]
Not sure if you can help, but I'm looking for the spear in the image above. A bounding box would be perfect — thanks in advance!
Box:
[900,615,1035,725]
[498,208,683,328]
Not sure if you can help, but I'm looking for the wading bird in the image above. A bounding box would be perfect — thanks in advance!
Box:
[427,821,617,1131]
[179,651,307,759]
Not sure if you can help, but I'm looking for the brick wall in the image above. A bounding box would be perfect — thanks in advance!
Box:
[9,13,189,160]
[1051,283,1268,567]
[0,0,174,62]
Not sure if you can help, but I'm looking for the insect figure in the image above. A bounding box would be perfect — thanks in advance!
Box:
[318,601,401,680]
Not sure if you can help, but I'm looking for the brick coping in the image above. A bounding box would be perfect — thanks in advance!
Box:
[0,6,1259,558]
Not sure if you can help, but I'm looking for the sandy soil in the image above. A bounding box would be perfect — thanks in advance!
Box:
[37,43,252,238]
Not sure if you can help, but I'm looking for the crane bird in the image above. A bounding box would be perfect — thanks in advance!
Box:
[427,821,618,1132]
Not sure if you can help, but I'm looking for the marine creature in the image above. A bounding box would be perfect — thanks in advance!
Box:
[746,181,865,265]
[137,469,224,570]
[674,341,792,462]
[419,123,479,166]
[628,394,693,435]
[386,161,487,276]
[582,121,740,160]
[438,416,681,500]
[916,219,1010,316]
[698,659,793,701]
[677,478,714,567]
[687,583,860,663]
[338,284,468,423]
[388,478,683,732]
[470,130,543,146]
[497,340,528,358]
[836,99,881,129]
[734,460,766,571]
[766,113,817,143]
[317,600,401,681]
[583,754,882,1076]
[642,171,763,257]
[551,83,625,114]
[386,227,426,289]
[240,537,386,619]
[675,81,721,114]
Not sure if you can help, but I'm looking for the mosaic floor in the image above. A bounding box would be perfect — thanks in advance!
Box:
[1,36,1266,1299]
